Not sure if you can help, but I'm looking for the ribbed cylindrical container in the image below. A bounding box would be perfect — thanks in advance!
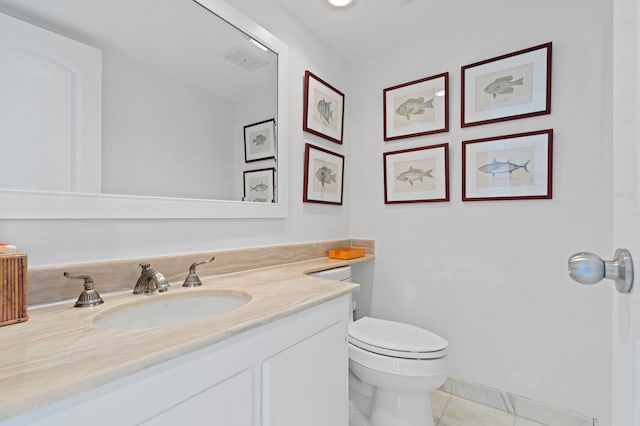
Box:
[0,253,28,326]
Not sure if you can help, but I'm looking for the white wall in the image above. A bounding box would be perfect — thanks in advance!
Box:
[0,1,351,267]
[350,0,613,422]
[102,50,235,200]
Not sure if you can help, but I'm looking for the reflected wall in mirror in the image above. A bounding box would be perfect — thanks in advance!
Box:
[0,0,277,202]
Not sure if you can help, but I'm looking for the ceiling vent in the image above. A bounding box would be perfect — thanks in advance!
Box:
[223,48,270,72]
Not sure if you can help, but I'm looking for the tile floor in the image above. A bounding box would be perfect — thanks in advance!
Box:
[431,390,545,426]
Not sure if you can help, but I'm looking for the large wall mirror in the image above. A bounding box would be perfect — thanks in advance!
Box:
[0,0,289,219]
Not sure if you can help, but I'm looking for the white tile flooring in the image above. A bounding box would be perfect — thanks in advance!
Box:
[432,390,545,426]
[351,387,592,425]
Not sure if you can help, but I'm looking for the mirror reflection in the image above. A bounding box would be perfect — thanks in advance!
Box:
[0,0,278,201]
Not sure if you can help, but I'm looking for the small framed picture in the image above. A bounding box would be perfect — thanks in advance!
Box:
[244,119,276,163]
[384,72,449,141]
[383,143,449,204]
[303,143,344,205]
[461,42,552,127]
[303,71,345,144]
[462,129,553,201]
[243,168,275,202]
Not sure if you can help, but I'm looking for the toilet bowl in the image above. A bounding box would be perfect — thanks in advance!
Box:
[309,266,448,426]
[348,316,447,426]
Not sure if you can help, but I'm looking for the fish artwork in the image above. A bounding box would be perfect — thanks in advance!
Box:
[483,75,524,99]
[251,182,269,192]
[316,166,336,187]
[478,158,530,176]
[317,99,333,124]
[396,166,433,186]
[252,134,267,147]
[395,97,434,120]
[252,197,268,202]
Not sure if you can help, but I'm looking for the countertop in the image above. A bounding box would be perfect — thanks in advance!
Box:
[0,256,369,420]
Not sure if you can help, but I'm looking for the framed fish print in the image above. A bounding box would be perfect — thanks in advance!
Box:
[383,72,449,141]
[383,143,449,204]
[462,129,553,201]
[303,143,344,205]
[461,42,552,127]
[243,167,275,202]
[244,119,276,162]
[303,70,345,144]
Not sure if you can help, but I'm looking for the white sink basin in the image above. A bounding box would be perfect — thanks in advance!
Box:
[94,292,250,329]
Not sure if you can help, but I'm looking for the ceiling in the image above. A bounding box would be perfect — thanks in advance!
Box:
[272,0,549,66]
[273,0,462,64]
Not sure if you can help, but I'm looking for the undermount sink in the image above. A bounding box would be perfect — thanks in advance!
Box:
[94,291,250,329]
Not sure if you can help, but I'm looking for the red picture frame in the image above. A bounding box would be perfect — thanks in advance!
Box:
[383,72,449,141]
[461,42,552,127]
[303,71,345,144]
[383,143,450,204]
[462,129,553,201]
[303,143,344,205]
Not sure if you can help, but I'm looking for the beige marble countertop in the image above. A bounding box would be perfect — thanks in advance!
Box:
[0,256,370,421]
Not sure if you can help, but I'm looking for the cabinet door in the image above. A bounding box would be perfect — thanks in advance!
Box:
[262,322,348,426]
[14,341,256,426]
[140,369,253,426]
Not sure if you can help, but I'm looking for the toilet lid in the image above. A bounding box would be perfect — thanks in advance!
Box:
[348,317,447,359]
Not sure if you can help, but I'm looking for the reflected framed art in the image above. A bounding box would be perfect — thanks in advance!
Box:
[244,119,276,162]
[243,168,275,202]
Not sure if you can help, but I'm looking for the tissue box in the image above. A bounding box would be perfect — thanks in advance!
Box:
[328,247,366,260]
[0,253,28,326]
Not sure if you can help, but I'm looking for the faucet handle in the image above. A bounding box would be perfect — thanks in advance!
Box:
[64,272,104,308]
[183,256,215,287]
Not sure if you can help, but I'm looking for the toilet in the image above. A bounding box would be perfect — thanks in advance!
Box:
[310,266,448,426]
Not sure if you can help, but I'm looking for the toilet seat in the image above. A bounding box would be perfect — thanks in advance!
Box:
[348,317,447,360]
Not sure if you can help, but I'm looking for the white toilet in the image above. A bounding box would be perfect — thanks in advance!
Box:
[311,266,448,426]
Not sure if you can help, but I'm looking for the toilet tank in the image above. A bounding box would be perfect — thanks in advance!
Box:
[310,266,352,282]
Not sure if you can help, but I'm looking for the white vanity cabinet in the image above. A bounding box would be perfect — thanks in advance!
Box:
[4,295,351,426]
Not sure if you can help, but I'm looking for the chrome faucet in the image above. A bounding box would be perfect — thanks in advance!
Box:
[133,263,169,294]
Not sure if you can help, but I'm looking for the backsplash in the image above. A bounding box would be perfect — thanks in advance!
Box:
[28,239,374,306]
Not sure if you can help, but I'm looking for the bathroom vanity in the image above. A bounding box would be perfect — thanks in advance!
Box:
[0,251,371,426]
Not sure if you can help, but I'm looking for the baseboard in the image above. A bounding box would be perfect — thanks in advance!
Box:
[441,377,596,426]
